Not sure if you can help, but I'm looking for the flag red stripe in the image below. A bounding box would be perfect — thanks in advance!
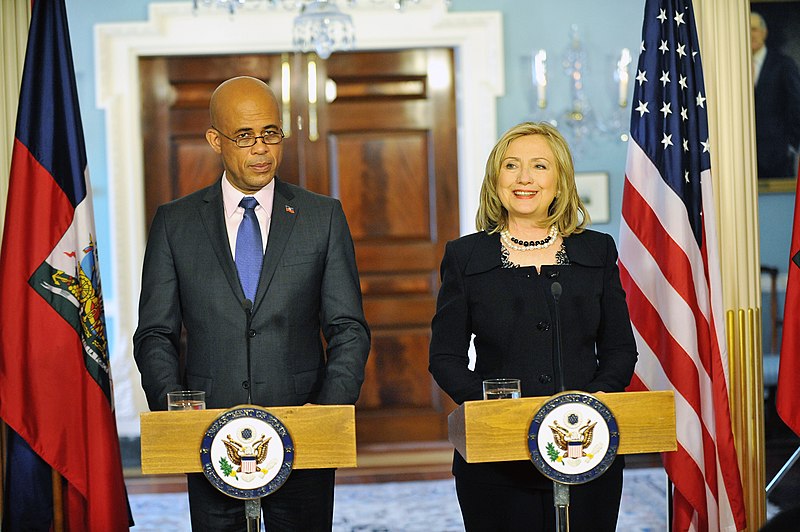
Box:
[667,442,710,531]
[777,165,800,436]
[1,141,72,272]
[627,370,647,392]
[621,263,724,528]
[673,488,701,531]
[621,178,715,377]
[619,261,705,416]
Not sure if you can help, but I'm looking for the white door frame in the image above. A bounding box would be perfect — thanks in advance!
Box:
[95,1,504,435]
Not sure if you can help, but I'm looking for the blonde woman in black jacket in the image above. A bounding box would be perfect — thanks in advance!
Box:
[429,122,638,531]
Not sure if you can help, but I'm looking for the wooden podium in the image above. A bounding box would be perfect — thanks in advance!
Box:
[448,391,676,463]
[139,404,357,474]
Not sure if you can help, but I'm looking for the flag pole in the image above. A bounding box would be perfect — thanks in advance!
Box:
[766,446,800,496]
[0,419,5,522]
[667,477,673,529]
[52,468,64,532]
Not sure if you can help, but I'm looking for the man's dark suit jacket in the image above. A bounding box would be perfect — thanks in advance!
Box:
[755,48,800,178]
[429,229,637,488]
[134,177,370,411]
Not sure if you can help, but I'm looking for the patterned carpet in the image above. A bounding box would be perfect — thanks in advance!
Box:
[128,468,669,531]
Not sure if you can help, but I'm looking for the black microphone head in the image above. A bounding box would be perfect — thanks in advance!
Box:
[550,281,562,301]
[243,299,253,313]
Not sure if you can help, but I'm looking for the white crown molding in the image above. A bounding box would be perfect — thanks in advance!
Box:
[94,1,504,436]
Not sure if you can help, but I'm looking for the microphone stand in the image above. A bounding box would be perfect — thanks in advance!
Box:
[245,499,261,532]
[242,299,260,532]
[243,298,254,405]
[551,282,566,394]
[550,282,569,532]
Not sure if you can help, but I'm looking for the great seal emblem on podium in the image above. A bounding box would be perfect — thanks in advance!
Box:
[200,405,295,499]
[527,391,620,484]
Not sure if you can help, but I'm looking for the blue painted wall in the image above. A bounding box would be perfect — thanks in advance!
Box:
[62,0,794,353]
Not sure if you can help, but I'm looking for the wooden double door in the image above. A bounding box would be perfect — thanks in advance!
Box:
[140,49,460,444]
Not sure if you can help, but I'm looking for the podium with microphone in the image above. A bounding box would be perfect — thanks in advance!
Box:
[139,303,357,531]
[448,281,677,531]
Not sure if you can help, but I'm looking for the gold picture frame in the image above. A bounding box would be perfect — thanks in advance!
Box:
[759,177,796,194]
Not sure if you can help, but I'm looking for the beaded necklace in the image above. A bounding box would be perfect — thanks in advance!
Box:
[500,225,558,251]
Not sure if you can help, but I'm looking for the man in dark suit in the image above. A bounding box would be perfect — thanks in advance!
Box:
[133,76,370,531]
[751,11,800,179]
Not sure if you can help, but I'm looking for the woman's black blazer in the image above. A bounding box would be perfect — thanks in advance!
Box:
[429,228,638,405]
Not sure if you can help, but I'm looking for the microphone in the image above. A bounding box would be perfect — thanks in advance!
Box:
[549,283,570,532]
[243,299,254,404]
[550,282,566,393]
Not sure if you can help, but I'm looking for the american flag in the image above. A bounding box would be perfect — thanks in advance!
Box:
[618,1,747,530]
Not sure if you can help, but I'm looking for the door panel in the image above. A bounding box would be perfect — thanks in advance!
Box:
[139,48,459,445]
[359,332,434,409]
[333,132,431,240]
[174,140,220,197]
[360,272,433,295]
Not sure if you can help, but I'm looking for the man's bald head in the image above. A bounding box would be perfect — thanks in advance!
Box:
[205,76,284,194]
[209,76,279,129]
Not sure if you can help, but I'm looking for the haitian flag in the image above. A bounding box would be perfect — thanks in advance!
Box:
[0,0,129,530]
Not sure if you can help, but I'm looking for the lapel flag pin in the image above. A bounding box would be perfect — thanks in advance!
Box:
[285,205,295,214]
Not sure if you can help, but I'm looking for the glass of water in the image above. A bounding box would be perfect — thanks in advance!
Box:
[167,390,206,411]
[482,378,521,400]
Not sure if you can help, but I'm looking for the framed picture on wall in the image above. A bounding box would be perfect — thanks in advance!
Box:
[575,172,610,224]
[751,0,800,193]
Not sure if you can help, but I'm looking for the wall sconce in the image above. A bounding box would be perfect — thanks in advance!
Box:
[529,28,633,149]
[607,47,632,142]
[533,49,547,110]
[616,48,631,108]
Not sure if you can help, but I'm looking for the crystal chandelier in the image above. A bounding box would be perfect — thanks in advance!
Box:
[558,25,602,151]
[192,0,436,59]
[292,1,355,59]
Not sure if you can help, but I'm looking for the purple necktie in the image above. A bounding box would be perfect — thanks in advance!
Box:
[235,197,263,301]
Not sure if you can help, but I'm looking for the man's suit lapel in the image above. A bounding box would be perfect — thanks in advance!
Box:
[253,178,297,311]
[199,182,245,300]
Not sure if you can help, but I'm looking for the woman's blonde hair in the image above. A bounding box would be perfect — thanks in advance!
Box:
[475,121,589,236]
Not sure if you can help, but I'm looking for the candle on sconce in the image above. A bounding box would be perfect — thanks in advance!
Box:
[617,48,632,108]
[533,49,547,109]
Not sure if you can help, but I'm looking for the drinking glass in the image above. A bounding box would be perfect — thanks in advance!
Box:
[167,390,206,411]
[482,378,521,400]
